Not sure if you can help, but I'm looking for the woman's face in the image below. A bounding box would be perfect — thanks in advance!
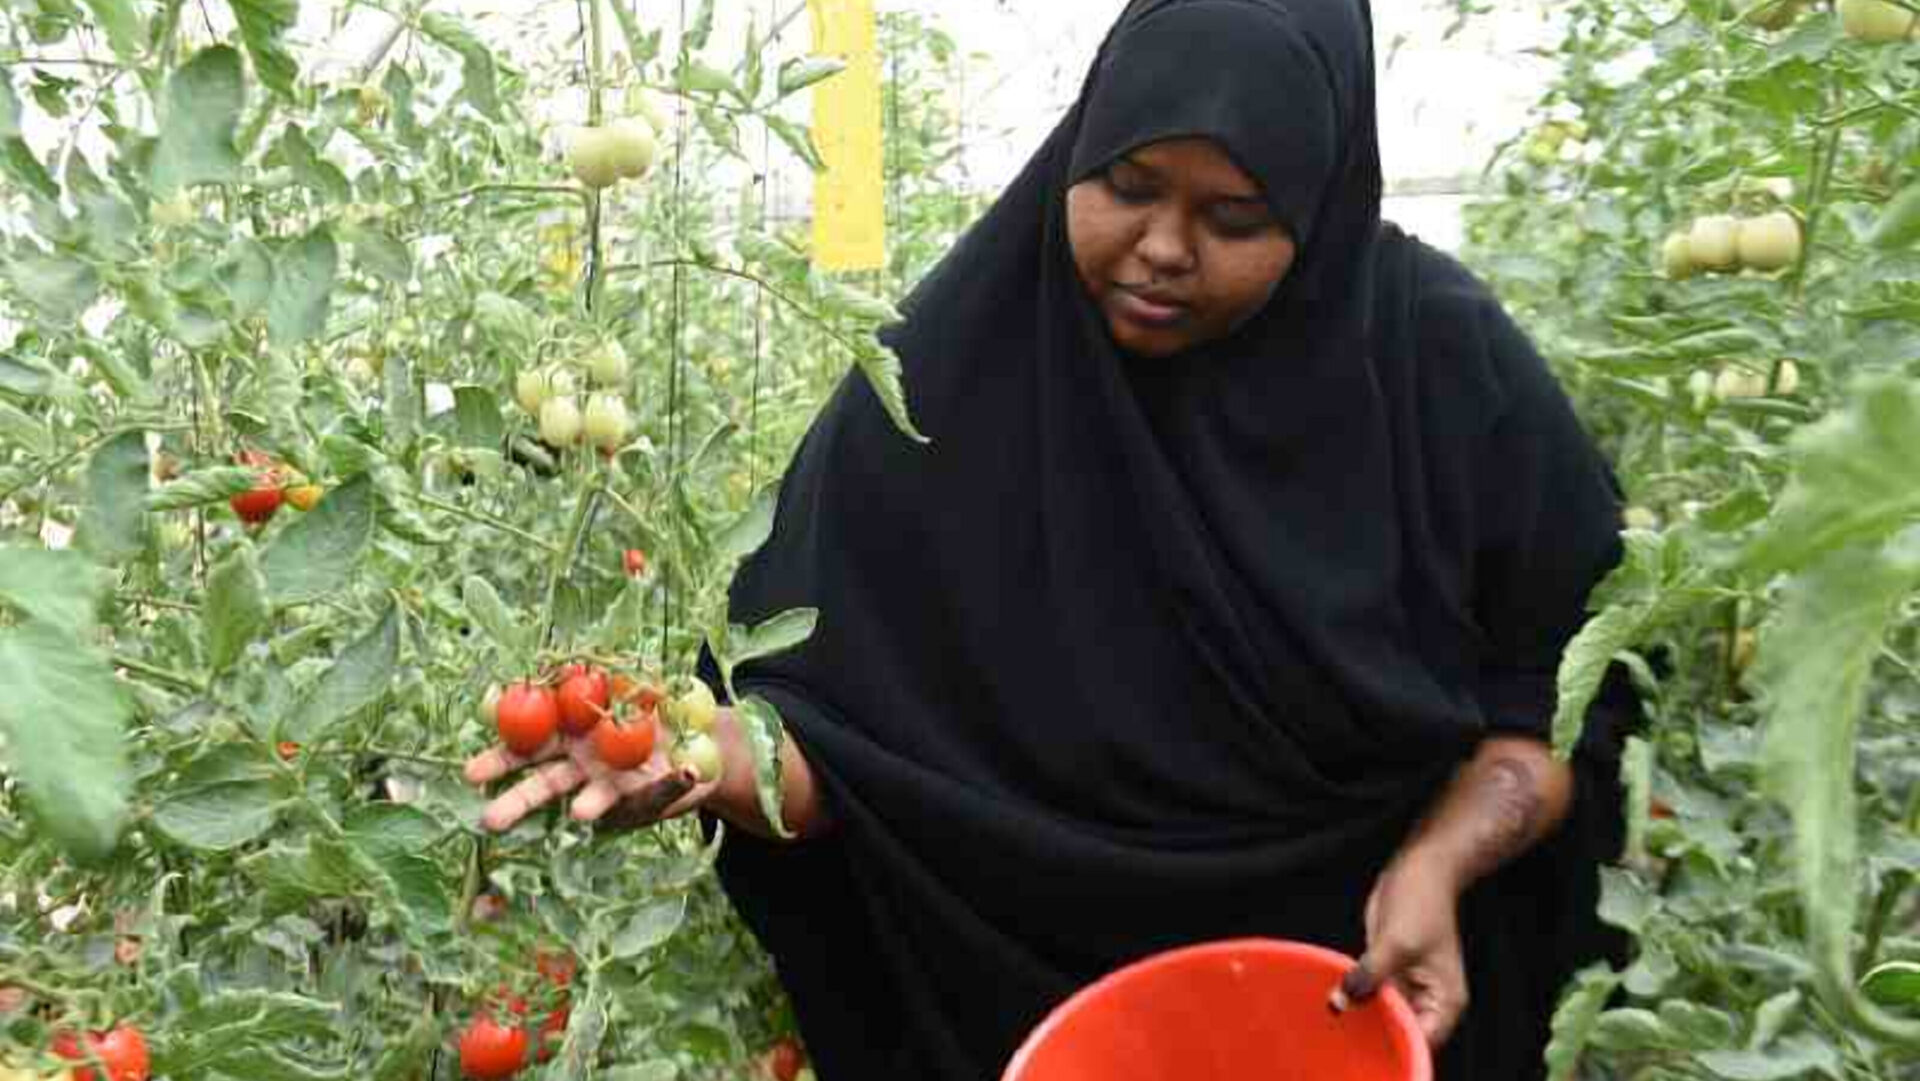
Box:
[1066,137,1298,358]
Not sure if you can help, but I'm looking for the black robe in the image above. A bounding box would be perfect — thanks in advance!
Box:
[700,2,1636,1078]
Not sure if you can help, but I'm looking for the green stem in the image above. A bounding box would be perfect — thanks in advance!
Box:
[416,494,560,553]
[427,183,589,209]
[118,593,198,613]
[585,0,608,312]
[539,472,603,648]
[624,258,872,357]
[111,655,205,694]
[1791,108,1845,302]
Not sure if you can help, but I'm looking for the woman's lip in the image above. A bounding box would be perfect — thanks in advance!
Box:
[1112,288,1187,327]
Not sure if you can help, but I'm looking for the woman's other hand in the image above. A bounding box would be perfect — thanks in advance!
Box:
[1330,851,1468,1050]
[463,734,715,834]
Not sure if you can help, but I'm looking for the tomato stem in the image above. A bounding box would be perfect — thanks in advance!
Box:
[110,654,205,694]
[416,493,562,554]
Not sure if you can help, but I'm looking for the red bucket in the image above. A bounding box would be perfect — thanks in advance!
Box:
[1001,938,1432,1081]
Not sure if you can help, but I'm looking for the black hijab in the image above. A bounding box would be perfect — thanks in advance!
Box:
[700,2,1635,1078]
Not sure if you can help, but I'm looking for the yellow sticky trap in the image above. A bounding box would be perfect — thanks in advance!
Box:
[809,0,886,271]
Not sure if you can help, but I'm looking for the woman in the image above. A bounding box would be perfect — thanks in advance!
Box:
[464,0,1639,1077]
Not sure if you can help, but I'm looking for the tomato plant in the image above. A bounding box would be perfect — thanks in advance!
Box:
[1465,0,1920,1072]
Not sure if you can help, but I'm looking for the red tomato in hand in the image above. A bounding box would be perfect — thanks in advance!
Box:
[496,683,560,755]
[52,1024,151,1081]
[591,712,658,770]
[458,1013,528,1080]
[555,668,610,735]
[230,480,284,525]
[769,1038,806,1081]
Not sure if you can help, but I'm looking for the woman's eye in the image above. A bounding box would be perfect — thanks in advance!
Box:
[1211,208,1276,238]
[1104,170,1157,205]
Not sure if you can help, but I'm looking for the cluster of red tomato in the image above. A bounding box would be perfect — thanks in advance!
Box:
[485,668,721,779]
[228,449,325,526]
[456,951,578,1079]
[43,1023,149,1080]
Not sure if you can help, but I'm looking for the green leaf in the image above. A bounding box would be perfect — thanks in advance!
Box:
[267,225,338,347]
[678,59,738,98]
[1543,964,1621,1081]
[148,466,257,512]
[276,124,351,202]
[462,575,525,654]
[606,0,663,71]
[1751,989,1803,1048]
[685,0,715,50]
[1597,866,1657,933]
[607,896,686,959]
[777,55,846,97]
[229,0,299,99]
[78,429,148,564]
[151,779,282,851]
[383,346,418,451]
[151,46,245,195]
[734,694,792,840]
[1,139,58,201]
[1743,377,1920,575]
[418,13,500,119]
[1589,1008,1689,1053]
[0,354,58,396]
[715,482,778,566]
[1551,603,1646,757]
[282,605,400,743]
[1757,530,1920,1037]
[79,0,144,64]
[470,290,539,350]
[5,249,101,321]
[732,608,818,669]
[206,543,270,675]
[450,385,504,448]
[1862,962,1920,1010]
[341,223,411,285]
[1869,181,1920,249]
[240,836,367,917]
[855,336,929,444]
[0,618,131,864]
[261,473,374,604]
[0,546,111,636]
[219,235,274,315]
[155,989,341,1079]
[0,78,20,137]
[765,115,825,172]
[1697,1036,1839,1080]
[0,400,49,456]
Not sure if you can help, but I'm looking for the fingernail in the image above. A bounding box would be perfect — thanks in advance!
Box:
[1328,990,1348,1014]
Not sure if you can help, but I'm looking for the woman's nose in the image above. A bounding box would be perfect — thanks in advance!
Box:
[1135,211,1197,276]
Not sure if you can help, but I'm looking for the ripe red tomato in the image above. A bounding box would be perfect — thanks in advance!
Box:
[457,1013,528,1080]
[622,548,647,577]
[591,712,658,770]
[52,1024,151,1081]
[276,741,301,761]
[555,668,610,735]
[496,683,560,755]
[769,1038,806,1081]
[535,1002,571,1062]
[230,480,284,525]
[534,949,577,989]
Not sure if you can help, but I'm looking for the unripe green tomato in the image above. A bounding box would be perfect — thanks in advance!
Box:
[675,679,718,734]
[1687,369,1716,409]
[1736,211,1801,271]
[567,127,624,189]
[514,368,551,416]
[1623,506,1661,531]
[584,393,631,452]
[1661,233,1695,280]
[588,340,630,386]
[152,192,196,228]
[540,397,584,446]
[1688,215,1741,271]
[605,119,658,180]
[674,732,724,783]
[1773,358,1802,396]
[1713,365,1771,400]
[1839,0,1916,42]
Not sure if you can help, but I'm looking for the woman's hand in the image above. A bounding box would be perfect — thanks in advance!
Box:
[463,734,718,834]
[1330,851,1467,1049]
